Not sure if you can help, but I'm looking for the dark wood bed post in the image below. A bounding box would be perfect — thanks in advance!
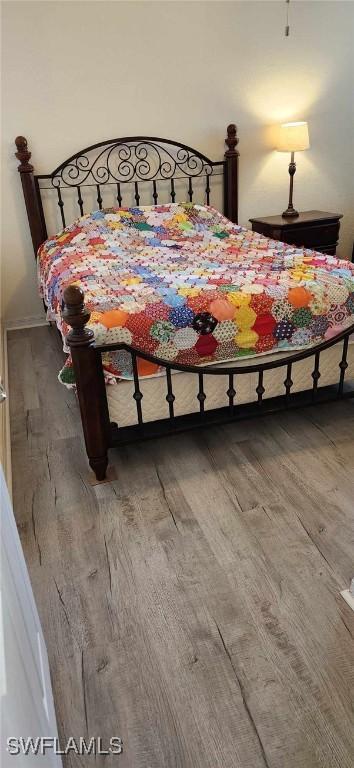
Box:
[224,124,239,224]
[63,285,110,481]
[15,136,47,255]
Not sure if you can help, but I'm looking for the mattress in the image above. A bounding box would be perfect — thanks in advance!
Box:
[37,203,354,387]
[107,342,354,428]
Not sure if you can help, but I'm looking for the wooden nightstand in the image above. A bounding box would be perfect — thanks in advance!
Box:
[249,210,343,256]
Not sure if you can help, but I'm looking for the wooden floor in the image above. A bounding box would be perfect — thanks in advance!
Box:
[8,325,354,768]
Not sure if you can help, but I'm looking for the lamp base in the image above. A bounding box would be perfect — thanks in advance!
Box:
[282,206,299,219]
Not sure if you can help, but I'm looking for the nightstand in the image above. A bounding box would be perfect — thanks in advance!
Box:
[249,210,343,256]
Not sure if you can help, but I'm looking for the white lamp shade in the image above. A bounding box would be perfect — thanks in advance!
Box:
[276,121,310,152]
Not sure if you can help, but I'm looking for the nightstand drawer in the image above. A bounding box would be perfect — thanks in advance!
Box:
[279,222,340,249]
[250,211,343,257]
[317,246,337,256]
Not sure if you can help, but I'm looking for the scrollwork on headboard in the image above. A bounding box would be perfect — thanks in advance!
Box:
[15,125,239,256]
[49,139,216,188]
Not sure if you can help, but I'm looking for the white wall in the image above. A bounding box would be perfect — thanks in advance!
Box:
[2,0,354,325]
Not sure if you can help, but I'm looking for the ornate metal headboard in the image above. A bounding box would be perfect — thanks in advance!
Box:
[15,124,239,256]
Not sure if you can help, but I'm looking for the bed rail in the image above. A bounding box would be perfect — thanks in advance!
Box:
[63,285,354,481]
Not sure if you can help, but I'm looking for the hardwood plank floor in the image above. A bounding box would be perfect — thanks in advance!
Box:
[8,326,354,768]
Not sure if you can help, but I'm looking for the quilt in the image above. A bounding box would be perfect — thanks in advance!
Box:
[37,203,354,385]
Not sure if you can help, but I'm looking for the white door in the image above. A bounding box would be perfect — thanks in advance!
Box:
[0,464,62,766]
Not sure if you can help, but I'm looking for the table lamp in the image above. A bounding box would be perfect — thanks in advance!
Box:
[276,121,310,218]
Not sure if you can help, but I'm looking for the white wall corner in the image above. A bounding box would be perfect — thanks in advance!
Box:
[0,325,12,497]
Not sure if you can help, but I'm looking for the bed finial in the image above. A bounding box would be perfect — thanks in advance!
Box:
[15,136,34,173]
[224,124,239,225]
[63,285,93,346]
[225,124,239,154]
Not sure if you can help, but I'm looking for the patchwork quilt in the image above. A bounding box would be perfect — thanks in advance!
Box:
[37,204,354,385]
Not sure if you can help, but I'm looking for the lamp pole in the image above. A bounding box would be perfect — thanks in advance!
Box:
[282,151,299,218]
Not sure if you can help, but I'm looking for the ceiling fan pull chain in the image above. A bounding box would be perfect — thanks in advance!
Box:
[285,0,290,36]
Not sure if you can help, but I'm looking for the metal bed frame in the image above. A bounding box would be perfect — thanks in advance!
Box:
[15,125,354,480]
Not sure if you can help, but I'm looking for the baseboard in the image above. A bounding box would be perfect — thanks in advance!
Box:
[5,315,48,331]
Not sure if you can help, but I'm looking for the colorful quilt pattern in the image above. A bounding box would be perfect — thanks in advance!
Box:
[37,204,354,385]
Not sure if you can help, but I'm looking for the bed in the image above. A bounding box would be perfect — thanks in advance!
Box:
[15,125,354,480]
